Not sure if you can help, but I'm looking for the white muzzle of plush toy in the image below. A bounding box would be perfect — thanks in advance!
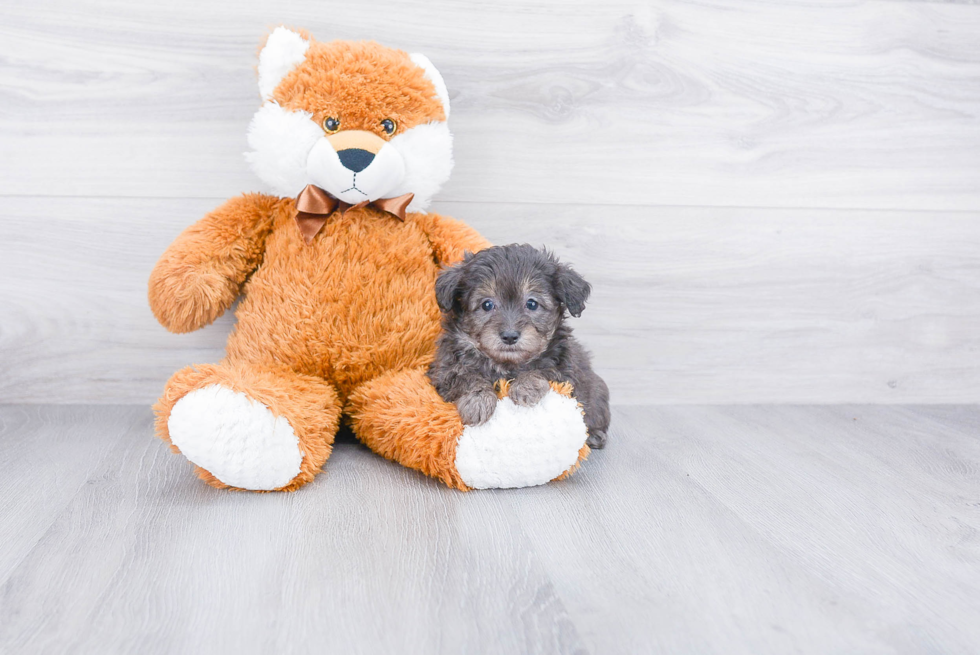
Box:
[245,101,454,213]
[306,130,407,205]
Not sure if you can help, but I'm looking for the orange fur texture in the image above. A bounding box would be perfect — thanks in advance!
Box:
[149,35,587,491]
[273,40,446,137]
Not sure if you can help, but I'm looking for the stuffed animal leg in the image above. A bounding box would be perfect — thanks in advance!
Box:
[347,369,589,490]
[155,361,342,491]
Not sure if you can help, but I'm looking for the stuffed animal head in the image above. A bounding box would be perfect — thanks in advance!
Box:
[245,27,453,212]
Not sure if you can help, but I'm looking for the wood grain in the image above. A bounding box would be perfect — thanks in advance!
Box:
[0,0,979,209]
[0,405,139,583]
[2,0,979,404]
[505,403,980,653]
[0,405,586,655]
[1,404,977,653]
[1,196,978,404]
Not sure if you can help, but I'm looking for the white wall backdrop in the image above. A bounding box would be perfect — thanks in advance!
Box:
[1,0,979,404]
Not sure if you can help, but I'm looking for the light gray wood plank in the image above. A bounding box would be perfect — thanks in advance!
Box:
[1,0,979,209]
[0,405,137,584]
[0,405,585,654]
[270,456,586,655]
[505,404,980,653]
[656,405,980,652]
[1,404,978,653]
[503,417,882,653]
[1,196,978,404]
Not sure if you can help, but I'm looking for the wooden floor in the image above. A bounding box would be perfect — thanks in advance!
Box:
[2,404,978,654]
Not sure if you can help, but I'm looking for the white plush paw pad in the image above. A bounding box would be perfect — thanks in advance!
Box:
[168,384,303,490]
[454,391,588,489]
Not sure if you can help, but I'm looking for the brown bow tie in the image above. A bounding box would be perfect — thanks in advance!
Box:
[294,184,414,244]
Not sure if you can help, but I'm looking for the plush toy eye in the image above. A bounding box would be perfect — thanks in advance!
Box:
[525,299,539,311]
[381,118,397,135]
[481,299,495,311]
[323,117,340,134]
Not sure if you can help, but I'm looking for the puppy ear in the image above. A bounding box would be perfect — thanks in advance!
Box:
[554,263,591,318]
[258,27,310,101]
[435,262,466,313]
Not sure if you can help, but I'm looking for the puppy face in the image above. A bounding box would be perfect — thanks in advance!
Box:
[461,272,560,365]
[436,245,591,366]
[245,28,453,211]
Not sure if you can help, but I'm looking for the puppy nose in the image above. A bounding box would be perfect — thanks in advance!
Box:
[337,148,375,173]
[500,330,520,345]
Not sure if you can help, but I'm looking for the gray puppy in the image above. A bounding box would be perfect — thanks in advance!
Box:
[427,244,611,449]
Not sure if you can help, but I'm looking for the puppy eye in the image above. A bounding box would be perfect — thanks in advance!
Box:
[481,300,495,312]
[323,117,340,134]
[381,118,397,135]
[525,299,539,311]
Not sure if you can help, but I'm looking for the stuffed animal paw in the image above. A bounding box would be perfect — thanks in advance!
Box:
[451,380,590,490]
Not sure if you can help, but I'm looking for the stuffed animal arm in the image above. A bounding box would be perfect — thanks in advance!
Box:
[149,194,278,333]
[149,196,484,333]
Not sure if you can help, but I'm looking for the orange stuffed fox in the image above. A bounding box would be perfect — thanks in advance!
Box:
[149,28,590,491]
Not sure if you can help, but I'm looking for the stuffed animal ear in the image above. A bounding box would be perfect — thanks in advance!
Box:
[435,261,466,313]
[409,53,451,119]
[554,263,592,318]
[258,27,311,101]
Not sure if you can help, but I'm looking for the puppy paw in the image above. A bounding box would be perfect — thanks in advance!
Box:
[586,429,608,449]
[455,389,498,426]
[509,372,551,407]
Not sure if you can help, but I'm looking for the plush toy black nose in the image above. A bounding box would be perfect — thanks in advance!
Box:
[500,330,521,345]
[337,148,375,173]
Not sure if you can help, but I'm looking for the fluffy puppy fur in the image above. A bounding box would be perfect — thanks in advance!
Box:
[428,244,611,449]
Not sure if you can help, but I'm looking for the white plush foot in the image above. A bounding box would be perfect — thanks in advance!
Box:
[454,391,589,490]
[167,384,303,490]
